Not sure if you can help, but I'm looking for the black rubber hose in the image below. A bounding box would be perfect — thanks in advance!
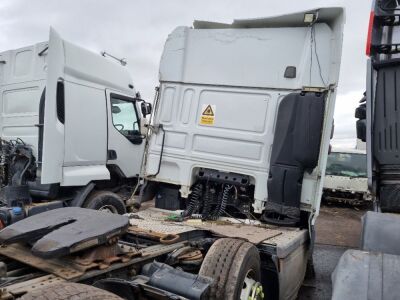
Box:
[151,124,165,177]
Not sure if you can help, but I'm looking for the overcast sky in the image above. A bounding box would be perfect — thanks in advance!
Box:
[1,0,371,148]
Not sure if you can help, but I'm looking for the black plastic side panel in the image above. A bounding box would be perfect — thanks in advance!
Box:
[373,65,400,212]
[373,66,400,165]
[379,185,400,212]
[28,178,59,199]
[155,185,182,210]
[264,92,325,226]
[293,94,326,169]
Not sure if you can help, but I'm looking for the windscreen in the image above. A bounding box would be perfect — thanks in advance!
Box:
[326,152,367,178]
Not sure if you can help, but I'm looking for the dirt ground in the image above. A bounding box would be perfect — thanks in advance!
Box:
[297,203,371,299]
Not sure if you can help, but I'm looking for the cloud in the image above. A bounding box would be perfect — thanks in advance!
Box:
[1,0,370,148]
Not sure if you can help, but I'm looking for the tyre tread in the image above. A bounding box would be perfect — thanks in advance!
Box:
[20,282,122,300]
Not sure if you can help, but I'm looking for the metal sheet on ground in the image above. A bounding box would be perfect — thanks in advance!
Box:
[129,209,203,235]
[191,223,282,244]
[130,208,282,244]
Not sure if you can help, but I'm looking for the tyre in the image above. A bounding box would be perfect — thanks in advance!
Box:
[199,238,263,300]
[84,190,126,214]
[20,282,122,300]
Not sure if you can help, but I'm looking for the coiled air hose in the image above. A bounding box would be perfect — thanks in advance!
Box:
[209,184,233,220]
[217,184,233,218]
[182,183,203,217]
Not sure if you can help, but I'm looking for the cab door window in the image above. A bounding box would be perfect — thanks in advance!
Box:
[110,94,141,143]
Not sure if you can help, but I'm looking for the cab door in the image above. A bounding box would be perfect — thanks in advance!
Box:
[106,90,145,178]
[41,28,111,185]
[41,28,65,184]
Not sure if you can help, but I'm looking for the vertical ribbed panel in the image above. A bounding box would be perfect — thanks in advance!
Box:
[374,65,400,164]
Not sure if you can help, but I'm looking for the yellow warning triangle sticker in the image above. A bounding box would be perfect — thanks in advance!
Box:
[202,105,214,116]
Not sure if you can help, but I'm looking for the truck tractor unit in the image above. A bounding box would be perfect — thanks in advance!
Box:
[141,8,344,229]
[0,30,152,225]
[0,7,345,300]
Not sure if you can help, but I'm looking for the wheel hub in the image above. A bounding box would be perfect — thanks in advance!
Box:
[240,273,264,300]
[98,205,117,213]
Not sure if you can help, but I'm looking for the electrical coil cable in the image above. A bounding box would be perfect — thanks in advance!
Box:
[210,184,233,220]
[182,183,203,217]
[309,22,327,87]
[218,184,233,217]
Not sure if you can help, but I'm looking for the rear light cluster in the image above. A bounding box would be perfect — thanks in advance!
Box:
[366,10,375,56]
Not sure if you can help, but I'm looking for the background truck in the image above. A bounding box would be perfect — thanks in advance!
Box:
[323,148,371,205]
[0,6,345,300]
[0,29,152,222]
[333,0,400,298]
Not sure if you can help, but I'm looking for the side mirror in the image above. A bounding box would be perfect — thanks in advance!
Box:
[111,105,121,114]
[141,102,152,117]
[128,130,143,145]
[355,93,367,142]
[356,119,366,142]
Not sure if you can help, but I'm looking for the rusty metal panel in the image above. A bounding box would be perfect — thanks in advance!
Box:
[0,244,84,280]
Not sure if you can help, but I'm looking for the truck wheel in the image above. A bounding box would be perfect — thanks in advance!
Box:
[84,191,126,214]
[199,238,263,300]
[20,282,122,300]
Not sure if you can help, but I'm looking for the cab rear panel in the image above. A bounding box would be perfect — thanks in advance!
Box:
[145,8,345,224]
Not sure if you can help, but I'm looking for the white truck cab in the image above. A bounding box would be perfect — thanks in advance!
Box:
[323,148,371,204]
[0,28,149,215]
[143,8,345,227]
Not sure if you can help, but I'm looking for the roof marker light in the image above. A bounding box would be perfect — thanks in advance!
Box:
[304,12,318,25]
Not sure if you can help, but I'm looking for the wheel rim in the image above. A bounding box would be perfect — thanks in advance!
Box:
[98,205,118,213]
[240,269,264,300]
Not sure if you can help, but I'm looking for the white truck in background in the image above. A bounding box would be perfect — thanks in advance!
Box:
[0,8,344,299]
[0,29,152,220]
[323,148,371,205]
